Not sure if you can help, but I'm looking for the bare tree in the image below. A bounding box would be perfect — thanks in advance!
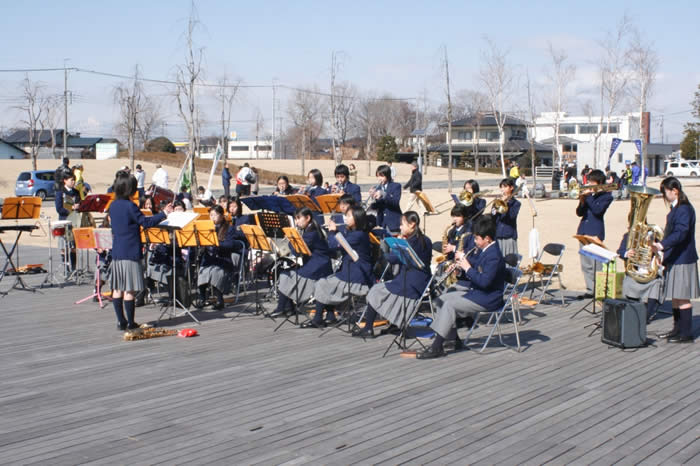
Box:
[480,37,515,177]
[442,46,454,191]
[175,1,204,193]
[355,94,379,176]
[254,109,265,159]
[525,70,538,188]
[136,95,163,148]
[287,86,325,175]
[545,42,576,169]
[460,90,489,176]
[628,29,659,183]
[17,76,46,171]
[329,51,344,165]
[334,82,357,147]
[114,66,144,171]
[597,15,632,168]
[216,72,241,160]
[43,95,61,158]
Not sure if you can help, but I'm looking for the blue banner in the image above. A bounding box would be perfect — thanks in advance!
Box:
[606,137,622,166]
[634,139,643,155]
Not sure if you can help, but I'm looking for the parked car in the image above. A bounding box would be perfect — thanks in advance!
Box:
[15,170,56,200]
[664,161,698,178]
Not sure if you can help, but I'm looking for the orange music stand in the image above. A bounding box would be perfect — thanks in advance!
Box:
[193,220,219,247]
[141,227,171,245]
[1,196,42,220]
[175,222,198,247]
[193,206,209,215]
[283,227,311,256]
[104,192,139,212]
[285,194,320,212]
[315,194,342,214]
[141,209,153,216]
[73,227,96,250]
[240,224,271,251]
[573,234,606,249]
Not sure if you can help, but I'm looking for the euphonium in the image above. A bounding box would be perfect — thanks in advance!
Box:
[625,186,664,283]
[486,194,511,215]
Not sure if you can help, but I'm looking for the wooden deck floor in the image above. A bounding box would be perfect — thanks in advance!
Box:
[0,246,698,465]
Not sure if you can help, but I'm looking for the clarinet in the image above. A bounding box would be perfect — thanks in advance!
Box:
[434,246,478,289]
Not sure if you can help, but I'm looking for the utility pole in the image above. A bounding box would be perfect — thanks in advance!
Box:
[63,61,68,159]
[272,82,276,159]
[660,114,664,144]
[220,90,226,159]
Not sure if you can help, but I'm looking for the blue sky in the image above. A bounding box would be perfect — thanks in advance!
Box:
[1,0,698,142]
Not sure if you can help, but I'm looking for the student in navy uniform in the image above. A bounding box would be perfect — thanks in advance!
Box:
[418,215,506,359]
[196,205,237,310]
[145,200,186,294]
[461,179,487,231]
[433,204,469,255]
[492,178,521,257]
[302,206,374,328]
[575,169,613,299]
[301,168,329,200]
[327,194,356,234]
[109,172,171,331]
[617,232,663,322]
[272,175,298,196]
[652,177,698,343]
[331,164,362,204]
[55,171,81,269]
[369,164,402,234]
[353,211,432,338]
[271,207,333,317]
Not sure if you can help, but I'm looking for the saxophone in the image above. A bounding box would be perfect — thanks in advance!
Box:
[441,230,470,287]
[625,186,664,283]
[434,223,454,264]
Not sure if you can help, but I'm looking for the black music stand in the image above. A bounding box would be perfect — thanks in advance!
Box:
[381,237,427,357]
[274,227,311,331]
[238,224,276,321]
[0,197,41,295]
[256,211,291,300]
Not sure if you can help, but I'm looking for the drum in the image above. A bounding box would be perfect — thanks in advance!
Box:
[52,227,66,237]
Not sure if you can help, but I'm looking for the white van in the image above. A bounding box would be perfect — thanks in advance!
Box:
[665,160,698,177]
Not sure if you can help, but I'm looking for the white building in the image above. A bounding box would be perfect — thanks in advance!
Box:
[227,139,273,160]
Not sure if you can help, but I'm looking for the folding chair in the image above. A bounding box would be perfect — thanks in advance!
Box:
[462,268,523,353]
[526,243,566,307]
[231,240,248,304]
[383,274,437,356]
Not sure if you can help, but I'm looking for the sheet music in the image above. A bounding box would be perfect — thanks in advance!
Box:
[334,232,359,262]
[580,243,617,263]
[158,211,198,229]
[93,228,113,249]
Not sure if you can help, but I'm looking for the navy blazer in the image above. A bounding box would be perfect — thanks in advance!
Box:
[462,242,507,310]
[55,188,80,220]
[307,185,328,200]
[446,225,469,261]
[576,191,613,240]
[328,229,373,286]
[616,232,630,258]
[109,199,166,261]
[338,182,362,204]
[200,222,237,271]
[374,182,402,232]
[493,198,521,239]
[230,214,252,249]
[293,227,333,280]
[385,233,433,299]
[661,203,698,266]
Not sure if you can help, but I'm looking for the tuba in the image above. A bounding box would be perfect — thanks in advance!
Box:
[625,186,664,283]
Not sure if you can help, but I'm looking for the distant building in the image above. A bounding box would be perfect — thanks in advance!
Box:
[4,130,103,158]
[227,139,272,160]
[0,138,29,159]
[428,112,552,168]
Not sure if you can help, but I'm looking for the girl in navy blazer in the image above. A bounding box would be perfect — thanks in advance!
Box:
[652,177,698,343]
[492,178,521,258]
[109,172,171,331]
[303,206,374,328]
[575,169,613,298]
[419,215,506,359]
[271,207,333,317]
[353,211,432,338]
[196,205,237,310]
[462,179,486,231]
[369,164,402,233]
[301,168,329,200]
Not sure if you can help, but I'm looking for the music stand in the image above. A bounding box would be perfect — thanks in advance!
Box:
[0,197,41,295]
[255,211,292,299]
[76,194,112,213]
[321,232,362,336]
[141,226,171,304]
[285,194,320,212]
[381,237,427,357]
[274,227,311,331]
[238,224,275,319]
[74,228,111,308]
[154,212,200,325]
[571,238,616,320]
[315,194,342,214]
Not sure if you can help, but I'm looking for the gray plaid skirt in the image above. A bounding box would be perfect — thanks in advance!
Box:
[622,275,663,302]
[314,275,370,306]
[110,259,145,292]
[497,238,518,258]
[198,265,231,293]
[367,282,420,327]
[278,270,316,303]
[664,262,700,300]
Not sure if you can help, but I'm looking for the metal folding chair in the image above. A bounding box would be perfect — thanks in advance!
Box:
[527,243,566,306]
[383,274,437,356]
[462,268,523,353]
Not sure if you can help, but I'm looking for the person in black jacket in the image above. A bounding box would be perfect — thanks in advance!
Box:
[404,161,422,193]
[54,157,71,192]
[353,211,432,338]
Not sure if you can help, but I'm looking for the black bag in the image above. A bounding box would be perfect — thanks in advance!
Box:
[245,172,256,184]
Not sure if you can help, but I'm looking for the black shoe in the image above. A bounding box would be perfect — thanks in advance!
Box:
[351,326,375,338]
[212,301,225,311]
[667,335,694,343]
[270,308,287,318]
[126,322,140,330]
[194,299,206,309]
[576,292,594,300]
[416,346,446,359]
[658,328,679,339]
[117,322,127,331]
[325,319,338,327]
[300,321,325,329]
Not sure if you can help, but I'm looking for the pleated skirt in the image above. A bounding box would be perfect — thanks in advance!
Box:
[664,262,700,300]
[314,275,370,306]
[497,238,518,258]
[278,270,316,303]
[367,282,420,327]
[198,265,231,293]
[110,259,145,292]
[622,275,663,302]
[146,263,172,285]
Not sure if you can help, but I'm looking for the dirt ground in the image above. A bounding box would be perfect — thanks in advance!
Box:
[2,158,698,292]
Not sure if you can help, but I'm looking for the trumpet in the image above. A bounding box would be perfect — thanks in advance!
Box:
[331,182,345,194]
[458,189,490,206]
[578,183,618,199]
[435,245,477,288]
[363,183,383,209]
